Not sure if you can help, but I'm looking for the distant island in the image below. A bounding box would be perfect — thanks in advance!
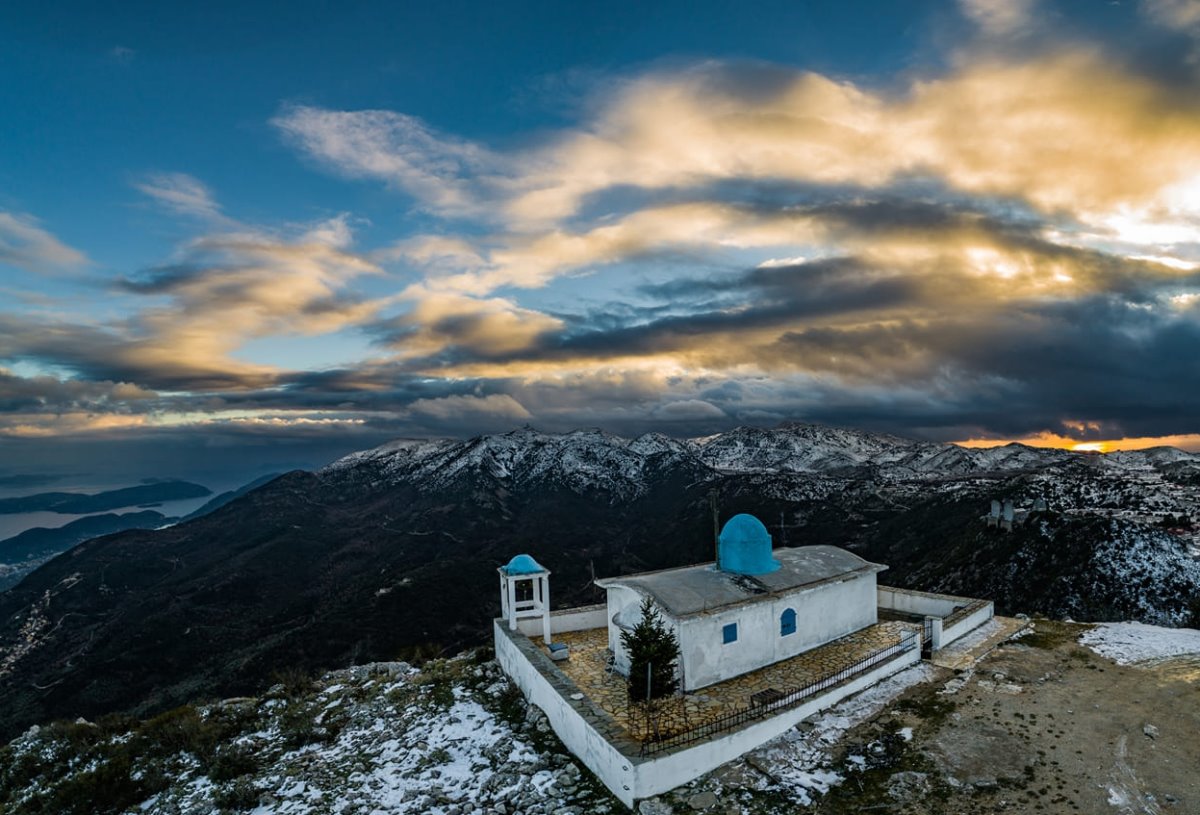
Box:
[0,510,177,591]
[0,481,211,515]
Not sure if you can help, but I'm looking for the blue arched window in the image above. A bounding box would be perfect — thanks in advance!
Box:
[780,608,797,637]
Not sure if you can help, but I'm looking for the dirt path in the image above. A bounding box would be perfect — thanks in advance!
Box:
[823,621,1200,814]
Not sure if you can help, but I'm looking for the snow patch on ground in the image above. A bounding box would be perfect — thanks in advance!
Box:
[1079,621,1200,665]
[738,663,938,804]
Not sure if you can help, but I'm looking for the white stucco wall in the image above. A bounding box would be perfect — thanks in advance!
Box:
[494,620,639,806]
[677,573,878,690]
[605,584,660,675]
[942,601,995,646]
[516,604,608,638]
[876,585,961,617]
[876,586,994,650]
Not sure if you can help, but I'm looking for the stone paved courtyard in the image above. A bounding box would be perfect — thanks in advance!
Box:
[538,619,919,740]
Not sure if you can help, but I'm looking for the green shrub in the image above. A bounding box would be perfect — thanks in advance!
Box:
[492,681,527,727]
[42,751,167,815]
[139,706,208,757]
[212,778,260,812]
[207,744,261,782]
[415,660,460,709]
[278,702,322,749]
[269,666,315,700]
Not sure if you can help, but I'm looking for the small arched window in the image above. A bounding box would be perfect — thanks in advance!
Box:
[780,608,797,637]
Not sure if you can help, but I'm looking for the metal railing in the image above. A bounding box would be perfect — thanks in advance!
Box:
[638,631,920,756]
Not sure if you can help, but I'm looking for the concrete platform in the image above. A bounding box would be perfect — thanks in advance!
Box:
[931,615,1030,671]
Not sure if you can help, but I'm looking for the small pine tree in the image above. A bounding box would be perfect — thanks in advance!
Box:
[620,597,680,702]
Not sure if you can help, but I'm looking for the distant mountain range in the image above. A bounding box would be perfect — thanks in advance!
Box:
[0,423,1196,739]
[0,480,210,515]
[328,422,1199,492]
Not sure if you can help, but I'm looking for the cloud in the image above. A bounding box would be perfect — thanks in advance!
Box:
[0,212,88,273]
[513,53,1200,228]
[282,52,1200,301]
[653,399,726,420]
[273,105,501,216]
[135,172,232,224]
[403,199,1195,373]
[1,217,388,391]
[9,33,1200,452]
[375,288,564,360]
[958,0,1037,36]
[407,393,532,422]
[0,367,155,413]
[1144,0,1200,32]
[363,195,1198,441]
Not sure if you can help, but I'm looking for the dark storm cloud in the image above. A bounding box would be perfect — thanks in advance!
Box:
[0,314,277,391]
[364,195,1200,441]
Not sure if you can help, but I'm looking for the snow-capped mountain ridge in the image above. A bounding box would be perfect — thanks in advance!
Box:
[324,422,1197,498]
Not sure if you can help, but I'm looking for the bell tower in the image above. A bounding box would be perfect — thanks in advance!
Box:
[498,553,552,644]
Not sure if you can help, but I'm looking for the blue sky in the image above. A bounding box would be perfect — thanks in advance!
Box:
[1,0,954,269]
[2,0,1200,486]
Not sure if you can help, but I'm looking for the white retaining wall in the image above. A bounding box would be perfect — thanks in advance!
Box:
[631,643,921,801]
[876,586,994,648]
[495,621,638,805]
[876,586,960,617]
[515,604,608,638]
[495,619,921,809]
[942,601,995,646]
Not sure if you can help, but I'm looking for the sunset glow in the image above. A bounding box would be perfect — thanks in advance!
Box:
[956,433,1200,454]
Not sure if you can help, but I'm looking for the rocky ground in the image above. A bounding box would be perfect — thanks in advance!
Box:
[2,620,1197,815]
[647,619,1200,814]
[0,655,621,815]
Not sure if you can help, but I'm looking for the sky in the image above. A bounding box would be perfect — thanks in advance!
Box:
[2,0,1200,486]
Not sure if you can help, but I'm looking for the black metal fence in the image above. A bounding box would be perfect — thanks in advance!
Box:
[638,631,920,756]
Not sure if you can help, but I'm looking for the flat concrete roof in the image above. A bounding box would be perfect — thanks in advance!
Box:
[594,545,886,618]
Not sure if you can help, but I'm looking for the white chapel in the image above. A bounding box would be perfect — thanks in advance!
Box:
[595,513,887,689]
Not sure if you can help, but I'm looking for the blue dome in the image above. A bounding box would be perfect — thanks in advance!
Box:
[718,514,781,575]
[501,553,546,575]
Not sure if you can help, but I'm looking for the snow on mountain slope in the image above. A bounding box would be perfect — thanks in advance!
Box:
[1106,446,1199,469]
[1083,522,1200,625]
[0,654,946,815]
[966,442,1073,472]
[692,422,918,473]
[323,423,1195,499]
[324,427,699,500]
